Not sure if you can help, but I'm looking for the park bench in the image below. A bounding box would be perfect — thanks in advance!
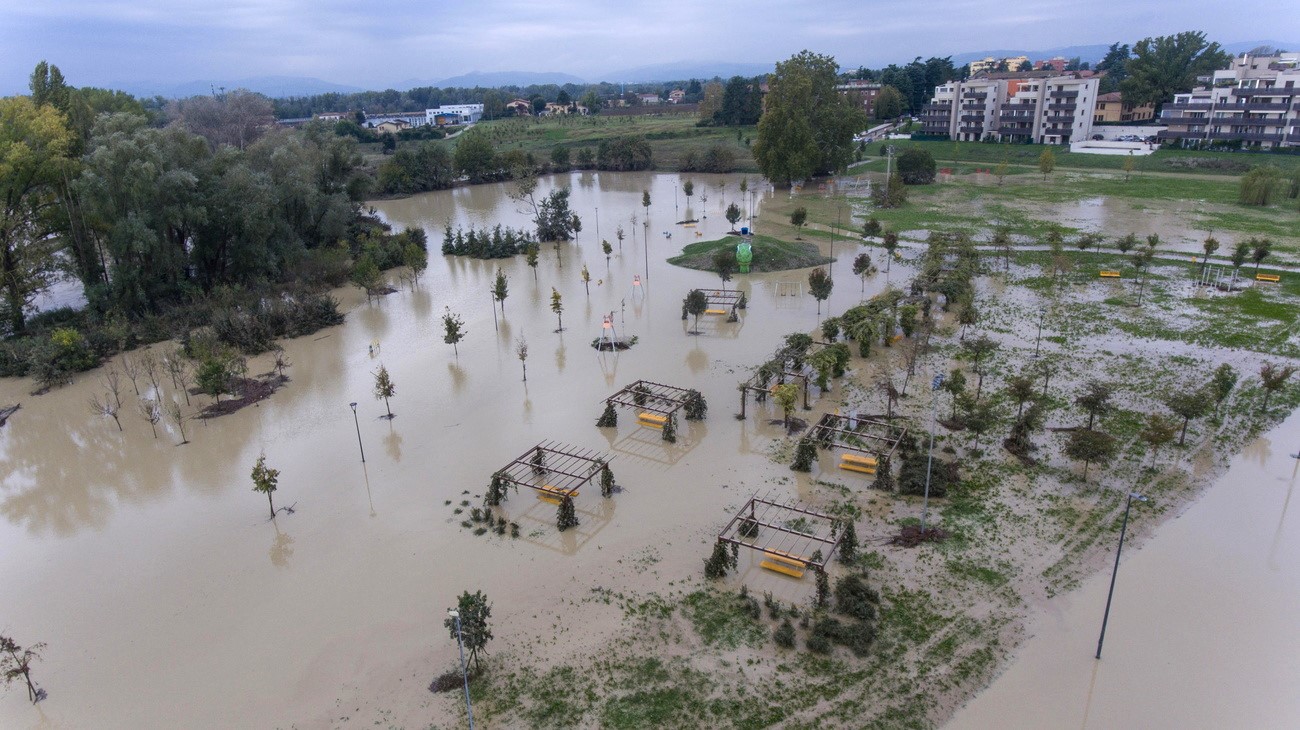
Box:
[1256,273,1280,283]
[537,484,577,504]
[704,309,728,315]
[637,412,667,429]
[760,550,808,578]
[1099,270,1121,278]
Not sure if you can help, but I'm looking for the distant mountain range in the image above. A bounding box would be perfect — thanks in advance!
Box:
[100,40,1300,99]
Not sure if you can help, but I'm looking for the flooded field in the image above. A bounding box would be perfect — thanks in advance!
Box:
[0,172,909,728]
[4,169,1298,729]
[948,409,1300,729]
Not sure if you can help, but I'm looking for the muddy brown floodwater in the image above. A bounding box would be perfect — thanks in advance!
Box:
[0,172,915,728]
[947,408,1300,729]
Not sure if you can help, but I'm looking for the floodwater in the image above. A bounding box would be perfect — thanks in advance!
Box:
[947,409,1300,729]
[0,172,908,728]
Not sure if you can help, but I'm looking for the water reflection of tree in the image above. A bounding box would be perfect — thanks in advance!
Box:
[447,362,467,394]
[384,422,404,462]
[269,522,294,568]
[0,390,254,537]
[555,342,566,373]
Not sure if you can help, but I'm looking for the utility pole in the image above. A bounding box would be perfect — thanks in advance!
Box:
[921,373,944,533]
[1096,492,1147,659]
[448,609,476,728]
[349,402,365,462]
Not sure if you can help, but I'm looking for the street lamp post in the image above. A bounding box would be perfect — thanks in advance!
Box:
[349,402,365,463]
[1095,492,1147,659]
[921,373,944,533]
[447,609,475,729]
[1034,307,1046,357]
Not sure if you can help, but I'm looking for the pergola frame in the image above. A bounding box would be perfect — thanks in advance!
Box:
[807,412,908,462]
[701,289,744,318]
[493,440,611,499]
[739,355,810,418]
[604,379,693,417]
[717,496,841,572]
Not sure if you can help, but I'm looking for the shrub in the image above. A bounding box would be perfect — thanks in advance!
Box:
[596,136,653,171]
[897,148,936,185]
[834,574,880,622]
[774,619,796,648]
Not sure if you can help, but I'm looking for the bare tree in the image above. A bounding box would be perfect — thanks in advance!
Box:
[103,368,123,409]
[165,399,189,445]
[271,345,291,379]
[120,356,142,396]
[0,634,46,704]
[138,400,161,439]
[141,352,162,396]
[89,392,122,431]
[515,335,529,382]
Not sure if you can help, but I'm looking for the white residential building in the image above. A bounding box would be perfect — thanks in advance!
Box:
[425,104,484,125]
[1157,53,1300,149]
[920,73,1099,144]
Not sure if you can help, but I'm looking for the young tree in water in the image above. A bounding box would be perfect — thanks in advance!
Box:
[641,189,651,221]
[351,256,381,301]
[251,453,281,519]
[615,224,625,251]
[89,391,122,431]
[442,307,466,356]
[773,383,799,429]
[515,335,529,382]
[492,268,509,313]
[525,242,540,281]
[1065,428,1117,483]
[862,216,882,238]
[444,590,493,672]
[881,230,899,271]
[725,202,742,230]
[1074,380,1114,429]
[550,288,564,332]
[1165,388,1210,445]
[960,335,999,401]
[1230,241,1249,282]
[403,242,428,287]
[580,264,591,296]
[1211,363,1238,414]
[165,399,189,445]
[684,289,708,333]
[1140,413,1177,467]
[1259,362,1297,412]
[0,634,46,704]
[1038,148,1055,181]
[790,206,808,239]
[1004,373,1037,419]
[601,240,612,266]
[942,369,968,420]
[1122,155,1136,181]
[808,268,833,314]
[852,253,874,293]
[374,364,396,418]
[714,248,737,291]
[138,399,161,439]
[683,179,694,209]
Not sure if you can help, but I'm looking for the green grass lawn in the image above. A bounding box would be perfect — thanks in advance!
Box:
[895,139,1300,176]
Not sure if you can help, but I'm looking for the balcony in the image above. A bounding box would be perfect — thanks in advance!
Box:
[1000,103,1036,112]
[921,122,949,133]
[960,104,986,112]
[1044,114,1075,122]
[1049,90,1079,98]
[1235,102,1293,111]
[1232,87,1300,97]
[962,92,988,99]
[1046,103,1077,111]
[1160,115,1211,125]
[1166,102,1213,110]
[998,126,1033,136]
[958,125,985,134]
[1207,131,1284,142]
[1157,129,1208,139]
[960,114,984,122]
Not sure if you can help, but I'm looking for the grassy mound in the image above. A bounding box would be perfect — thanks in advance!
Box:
[667,234,833,273]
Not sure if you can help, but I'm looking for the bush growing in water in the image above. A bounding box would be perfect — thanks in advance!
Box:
[209,293,344,354]
[440,223,535,259]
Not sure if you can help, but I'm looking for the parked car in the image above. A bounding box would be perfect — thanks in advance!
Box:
[1091,134,1104,141]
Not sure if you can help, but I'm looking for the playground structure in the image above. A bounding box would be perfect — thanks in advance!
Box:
[806,413,908,476]
[490,441,614,508]
[599,380,706,440]
[736,240,753,273]
[700,289,745,321]
[716,496,842,579]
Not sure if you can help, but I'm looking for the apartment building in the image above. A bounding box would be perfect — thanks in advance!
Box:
[1157,53,1300,149]
[835,80,883,117]
[920,73,1098,144]
[1093,92,1155,123]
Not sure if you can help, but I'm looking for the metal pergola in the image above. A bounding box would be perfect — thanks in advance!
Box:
[604,379,693,417]
[739,356,811,418]
[492,441,612,502]
[701,289,744,319]
[716,495,842,578]
[807,412,908,462]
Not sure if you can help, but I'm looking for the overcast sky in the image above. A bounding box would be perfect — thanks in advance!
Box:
[2,0,1297,93]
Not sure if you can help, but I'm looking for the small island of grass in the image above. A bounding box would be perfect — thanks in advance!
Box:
[667,234,833,273]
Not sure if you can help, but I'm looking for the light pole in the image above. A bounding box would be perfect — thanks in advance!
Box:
[1095,492,1147,659]
[921,373,944,533]
[349,402,365,463]
[447,609,475,728]
[1034,307,1046,357]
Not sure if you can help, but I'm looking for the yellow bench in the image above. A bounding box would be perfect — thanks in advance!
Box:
[760,551,808,578]
[537,484,577,503]
[841,453,879,467]
[1100,270,1121,278]
[1256,273,1280,282]
[704,308,728,315]
[839,461,876,474]
[637,412,667,428]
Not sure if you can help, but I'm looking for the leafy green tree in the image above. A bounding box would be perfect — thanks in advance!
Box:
[897,148,936,185]
[683,179,694,207]
[1211,363,1238,414]
[579,91,601,114]
[1065,428,1118,482]
[717,76,763,125]
[0,634,45,704]
[196,357,231,401]
[0,96,73,333]
[641,189,651,221]
[515,335,528,382]
[351,256,381,297]
[960,335,999,400]
[1140,413,1177,468]
[838,520,859,564]
[1096,43,1132,90]
[525,243,540,280]
[1117,233,1137,255]
[602,240,613,266]
[1074,380,1114,429]
[444,590,493,671]
[1164,388,1209,446]
[1121,31,1232,114]
[1250,237,1273,275]
[725,202,742,229]
[251,453,281,519]
[1004,374,1037,419]
[808,268,833,314]
[492,268,509,312]
[1231,241,1250,279]
[1239,165,1281,206]
[713,248,737,290]
[852,253,874,292]
[754,50,866,186]
[374,363,395,418]
[790,206,808,238]
[403,241,428,285]
[773,383,799,428]
[1259,362,1297,412]
[873,85,905,120]
[442,307,466,356]
[1038,148,1056,181]
[557,494,579,531]
[881,231,899,271]
[862,216,882,238]
[942,369,967,420]
[550,287,564,332]
[1201,236,1220,274]
[550,145,570,170]
[453,132,497,182]
[684,289,708,333]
